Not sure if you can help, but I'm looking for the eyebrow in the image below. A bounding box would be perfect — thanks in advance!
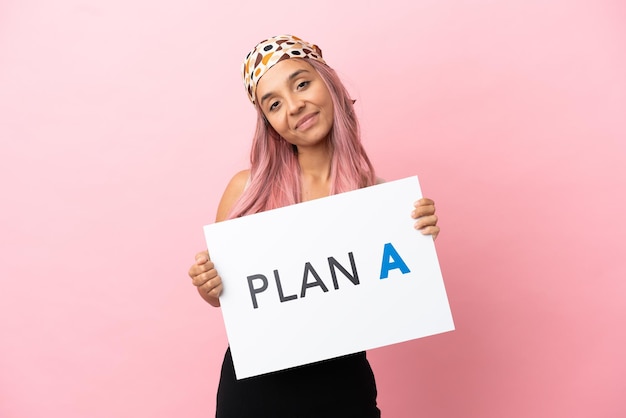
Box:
[259,69,311,105]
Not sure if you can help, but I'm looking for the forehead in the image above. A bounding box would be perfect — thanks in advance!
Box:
[255,59,316,97]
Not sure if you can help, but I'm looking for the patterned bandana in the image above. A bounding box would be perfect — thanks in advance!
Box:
[242,34,326,104]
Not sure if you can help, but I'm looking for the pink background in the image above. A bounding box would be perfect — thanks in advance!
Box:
[1,0,624,417]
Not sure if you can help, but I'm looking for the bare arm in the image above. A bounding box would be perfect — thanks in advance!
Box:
[188,170,250,307]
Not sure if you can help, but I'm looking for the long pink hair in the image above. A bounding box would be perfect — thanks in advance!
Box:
[228,58,376,219]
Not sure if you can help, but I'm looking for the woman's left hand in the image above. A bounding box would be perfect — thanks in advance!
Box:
[412,197,440,240]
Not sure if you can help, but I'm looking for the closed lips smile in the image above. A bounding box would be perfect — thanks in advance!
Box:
[295,113,318,130]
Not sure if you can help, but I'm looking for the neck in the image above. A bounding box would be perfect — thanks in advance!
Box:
[297,141,331,180]
[297,141,332,201]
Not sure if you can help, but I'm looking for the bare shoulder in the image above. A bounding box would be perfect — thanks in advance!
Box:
[216,169,250,222]
[228,169,251,189]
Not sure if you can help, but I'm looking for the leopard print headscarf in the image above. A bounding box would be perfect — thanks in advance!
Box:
[242,34,326,104]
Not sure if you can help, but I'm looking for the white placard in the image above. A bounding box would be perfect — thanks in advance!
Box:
[204,176,454,379]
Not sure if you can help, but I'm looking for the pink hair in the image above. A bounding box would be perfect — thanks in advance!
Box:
[228,58,376,219]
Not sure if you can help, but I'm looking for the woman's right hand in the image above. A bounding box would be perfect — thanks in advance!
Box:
[190,170,248,308]
[188,250,222,307]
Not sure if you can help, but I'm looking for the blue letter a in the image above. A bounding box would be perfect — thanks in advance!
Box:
[379,242,411,279]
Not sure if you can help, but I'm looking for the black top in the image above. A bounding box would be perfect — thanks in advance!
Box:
[216,347,381,418]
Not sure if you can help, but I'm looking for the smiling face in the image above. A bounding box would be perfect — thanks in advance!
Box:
[255,58,334,150]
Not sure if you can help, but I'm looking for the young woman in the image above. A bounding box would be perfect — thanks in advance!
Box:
[188,34,440,417]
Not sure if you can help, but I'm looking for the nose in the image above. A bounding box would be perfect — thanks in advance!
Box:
[286,94,305,115]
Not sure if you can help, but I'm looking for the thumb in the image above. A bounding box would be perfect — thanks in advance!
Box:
[195,250,209,264]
